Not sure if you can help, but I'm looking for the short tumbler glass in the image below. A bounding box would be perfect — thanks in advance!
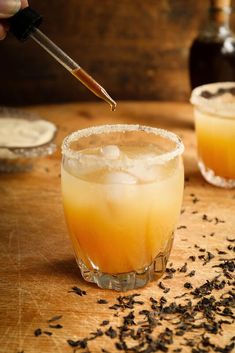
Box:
[61,124,184,291]
[191,82,235,188]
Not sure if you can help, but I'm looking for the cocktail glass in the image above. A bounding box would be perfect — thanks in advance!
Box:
[191,82,235,188]
[61,124,184,291]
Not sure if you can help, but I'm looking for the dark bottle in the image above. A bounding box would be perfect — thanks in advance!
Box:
[189,0,235,89]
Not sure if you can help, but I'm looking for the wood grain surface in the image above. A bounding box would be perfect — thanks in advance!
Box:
[0,101,234,353]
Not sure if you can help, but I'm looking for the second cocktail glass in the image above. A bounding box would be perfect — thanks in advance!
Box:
[191,82,235,188]
[61,124,184,291]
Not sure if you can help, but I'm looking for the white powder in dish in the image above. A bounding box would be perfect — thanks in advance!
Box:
[0,118,56,148]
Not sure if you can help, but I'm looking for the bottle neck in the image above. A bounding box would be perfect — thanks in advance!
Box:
[209,6,230,25]
[199,6,232,40]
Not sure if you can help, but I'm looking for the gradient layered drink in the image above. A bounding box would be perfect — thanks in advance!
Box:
[191,82,235,188]
[61,125,184,291]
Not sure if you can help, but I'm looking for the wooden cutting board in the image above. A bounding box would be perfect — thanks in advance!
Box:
[0,101,234,353]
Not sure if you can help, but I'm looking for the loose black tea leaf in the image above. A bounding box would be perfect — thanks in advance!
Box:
[34,328,42,337]
[186,270,196,277]
[89,329,103,339]
[123,311,136,326]
[179,263,188,273]
[47,315,62,323]
[159,281,165,290]
[97,299,108,304]
[67,339,87,348]
[217,250,227,255]
[199,251,215,265]
[188,256,196,262]
[43,331,53,336]
[163,267,176,280]
[192,195,199,203]
[214,217,225,225]
[184,282,193,289]
[105,327,117,339]
[175,330,185,336]
[177,225,187,230]
[116,341,128,350]
[69,286,87,296]
[158,282,170,293]
[49,324,63,329]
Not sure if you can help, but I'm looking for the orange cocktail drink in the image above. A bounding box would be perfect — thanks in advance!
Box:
[191,82,235,188]
[61,125,184,291]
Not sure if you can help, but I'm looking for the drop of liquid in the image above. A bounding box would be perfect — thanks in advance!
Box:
[110,101,117,112]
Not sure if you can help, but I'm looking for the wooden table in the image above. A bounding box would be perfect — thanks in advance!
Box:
[0,102,234,353]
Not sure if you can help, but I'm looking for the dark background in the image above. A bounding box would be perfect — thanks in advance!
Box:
[0,0,235,106]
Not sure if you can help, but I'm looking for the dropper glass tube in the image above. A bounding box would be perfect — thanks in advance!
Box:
[30,28,116,111]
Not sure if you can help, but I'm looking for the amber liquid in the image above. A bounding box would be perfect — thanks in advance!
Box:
[189,39,235,89]
[72,68,116,111]
[195,108,235,180]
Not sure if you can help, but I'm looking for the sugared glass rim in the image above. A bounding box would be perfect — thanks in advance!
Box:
[190,82,235,118]
[62,124,184,165]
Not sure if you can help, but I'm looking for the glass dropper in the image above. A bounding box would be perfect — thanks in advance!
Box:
[30,28,116,111]
[9,7,117,111]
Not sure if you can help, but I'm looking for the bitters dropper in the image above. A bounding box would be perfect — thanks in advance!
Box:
[9,7,117,111]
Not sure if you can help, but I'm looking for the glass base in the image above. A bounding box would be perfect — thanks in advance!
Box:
[76,237,173,291]
[198,160,235,189]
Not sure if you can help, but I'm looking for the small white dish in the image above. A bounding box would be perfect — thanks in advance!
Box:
[0,107,57,172]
